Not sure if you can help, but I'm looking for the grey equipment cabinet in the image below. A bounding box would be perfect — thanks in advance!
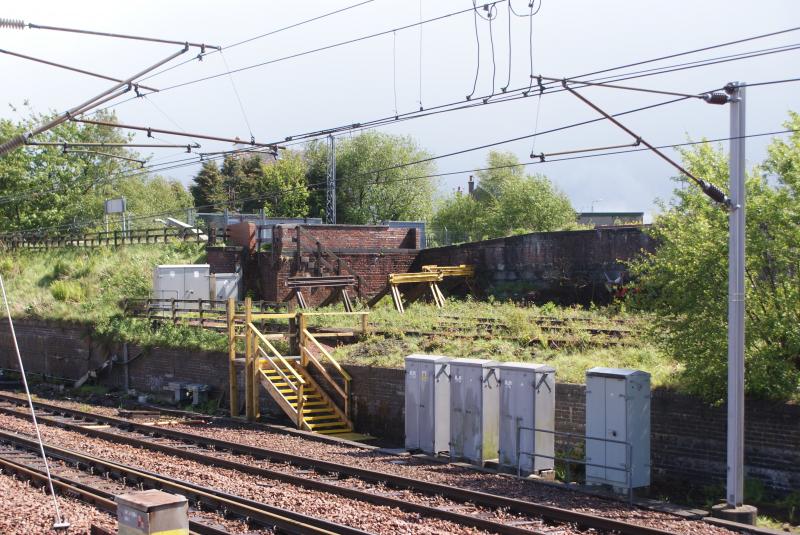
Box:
[449,358,500,465]
[498,362,556,475]
[585,367,651,489]
[404,354,452,455]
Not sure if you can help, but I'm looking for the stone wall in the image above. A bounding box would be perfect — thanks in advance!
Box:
[414,226,655,304]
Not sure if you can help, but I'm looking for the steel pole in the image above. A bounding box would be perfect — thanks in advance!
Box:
[326,134,337,224]
[726,82,746,507]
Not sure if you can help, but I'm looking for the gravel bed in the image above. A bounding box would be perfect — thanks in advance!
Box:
[1,393,734,535]
[0,468,116,535]
[0,413,499,535]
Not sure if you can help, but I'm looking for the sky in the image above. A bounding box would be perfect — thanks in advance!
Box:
[1,0,799,221]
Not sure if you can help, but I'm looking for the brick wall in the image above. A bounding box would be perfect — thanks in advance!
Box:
[206,246,243,274]
[296,225,419,250]
[415,226,655,304]
[1,321,798,494]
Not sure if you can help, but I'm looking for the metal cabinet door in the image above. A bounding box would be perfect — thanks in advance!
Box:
[605,378,628,484]
[585,376,606,482]
[462,365,484,462]
[404,362,420,450]
[418,363,435,453]
[500,370,533,471]
[450,367,466,458]
[533,372,555,472]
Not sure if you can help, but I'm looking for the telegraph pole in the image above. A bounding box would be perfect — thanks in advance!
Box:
[326,134,336,224]
[712,82,757,525]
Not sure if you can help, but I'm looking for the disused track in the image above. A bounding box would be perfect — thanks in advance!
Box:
[0,393,683,535]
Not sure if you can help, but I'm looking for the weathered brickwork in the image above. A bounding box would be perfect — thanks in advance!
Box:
[1,323,798,494]
[206,246,243,274]
[415,226,655,303]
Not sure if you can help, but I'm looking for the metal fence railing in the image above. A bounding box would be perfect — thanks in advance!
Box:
[516,426,635,503]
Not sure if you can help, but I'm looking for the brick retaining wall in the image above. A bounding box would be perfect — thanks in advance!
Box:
[1,321,797,494]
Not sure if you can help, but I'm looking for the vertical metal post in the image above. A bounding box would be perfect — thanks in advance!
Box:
[326,134,336,224]
[244,296,254,421]
[726,82,746,507]
[227,298,239,417]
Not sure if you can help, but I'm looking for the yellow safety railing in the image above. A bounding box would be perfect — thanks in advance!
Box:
[297,312,365,420]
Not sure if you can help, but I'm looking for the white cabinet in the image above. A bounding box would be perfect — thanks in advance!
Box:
[585,367,651,489]
[405,354,451,455]
[498,363,556,475]
[153,264,211,305]
[449,359,499,465]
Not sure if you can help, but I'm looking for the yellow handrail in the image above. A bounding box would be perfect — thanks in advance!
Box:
[302,328,352,381]
[301,346,347,401]
[248,323,305,386]
[256,346,299,394]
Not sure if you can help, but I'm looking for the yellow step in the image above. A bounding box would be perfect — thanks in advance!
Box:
[302,407,334,414]
[307,421,349,429]
[303,414,339,421]
[316,427,353,435]
[285,394,322,401]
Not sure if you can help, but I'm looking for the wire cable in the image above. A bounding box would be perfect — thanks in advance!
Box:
[220,50,255,141]
[485,3,498,103]
[7,128,797,237]
[502,0,512,92]
[467,3,482,100]
[418,0,424,111]
[135,0,379,83]
[393,31,399,117]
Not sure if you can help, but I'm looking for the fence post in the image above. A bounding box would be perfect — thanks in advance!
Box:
[298,313,307,367]
[227,298,239,417]
[244,296,254,421]
[171,299,177,324]
[198,298,204,328]
[361,313,369,335]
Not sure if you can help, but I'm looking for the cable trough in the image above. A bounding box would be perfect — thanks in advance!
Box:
[0,392,688,535]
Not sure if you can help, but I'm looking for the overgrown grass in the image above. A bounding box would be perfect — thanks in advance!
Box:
[307,297,677,388]
[1,243,205,323]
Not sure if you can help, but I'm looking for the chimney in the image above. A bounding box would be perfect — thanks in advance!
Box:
[468,175,475,196]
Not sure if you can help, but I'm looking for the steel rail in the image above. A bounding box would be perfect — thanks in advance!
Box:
[0,393,680,535]
[0,403,550,535]
[0,452,230,535]
[0,429,359,535]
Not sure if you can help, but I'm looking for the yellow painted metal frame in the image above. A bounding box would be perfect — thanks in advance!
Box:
[388,265,475,313]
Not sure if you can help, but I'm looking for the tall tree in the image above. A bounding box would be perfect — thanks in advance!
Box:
[0,106,190,232]
[242,150,309,216]
[432,151,576,242]
[190,161,226,210]
[629,113,800,401]
[305,132,437,224]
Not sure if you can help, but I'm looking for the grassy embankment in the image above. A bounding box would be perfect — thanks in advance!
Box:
[307,299,678,388]
[0,245,677,386]
[0,243,227,351]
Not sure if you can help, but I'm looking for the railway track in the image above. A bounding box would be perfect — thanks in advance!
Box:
[0,430,364,535]
[0,392,683,535]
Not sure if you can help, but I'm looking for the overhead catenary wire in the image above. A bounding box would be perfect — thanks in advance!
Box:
[0,48,159,92]
[85,22,800,119]
[63,149,145,167]
[132,0,379,84]
[562,80,729,203]
[7,127,797,238]
[70,117,275,148]
[4,18,218,50]
[220,50,254,141]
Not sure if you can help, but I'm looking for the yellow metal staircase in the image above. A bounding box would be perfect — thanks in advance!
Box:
[257,360,352,434]
[227,299,364,436]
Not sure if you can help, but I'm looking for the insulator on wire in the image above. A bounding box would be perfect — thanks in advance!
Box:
[0,134,26,156]
[0,18,26,30]
[703,92,729,105]
[699,179,729,205]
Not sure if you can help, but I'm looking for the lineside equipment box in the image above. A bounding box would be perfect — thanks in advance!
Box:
[449,358,499,465]
[404,354,451,455]
[116,489,188,535]
[585,367,651,489]
[498,362,556,475]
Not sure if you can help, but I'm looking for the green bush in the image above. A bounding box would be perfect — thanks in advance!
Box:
[50,280,85,302]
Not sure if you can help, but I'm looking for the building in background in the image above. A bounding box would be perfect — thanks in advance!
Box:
[577,212,644,227]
